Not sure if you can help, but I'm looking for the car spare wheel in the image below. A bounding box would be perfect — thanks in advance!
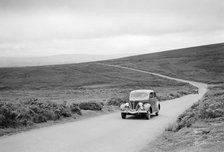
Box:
[121,113,126,119]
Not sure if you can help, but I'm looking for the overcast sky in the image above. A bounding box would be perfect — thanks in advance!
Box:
[0,0,224,57]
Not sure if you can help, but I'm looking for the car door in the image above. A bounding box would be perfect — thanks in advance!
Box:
[149,92,157,112]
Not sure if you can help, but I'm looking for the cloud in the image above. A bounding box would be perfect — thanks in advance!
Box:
[0,0,223,56]
[1,31,224,57]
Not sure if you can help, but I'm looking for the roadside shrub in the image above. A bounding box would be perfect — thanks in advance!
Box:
[174,102,200,131]
[33,115,47,123]
[169,93,181,99]
[107,97,127,106]
[177,112,197,130]
[199,98,224,119]
[0,99,83,128]
[70,103,82,115]
[16,107,33,126]
[99,102,104,106]
[169,93,175,97]
[178,91,188,96]
[174,85,224,132]
[79,101,102,111]
[156,96,166,101]
[57,104,72,117]
[0,102,19,128]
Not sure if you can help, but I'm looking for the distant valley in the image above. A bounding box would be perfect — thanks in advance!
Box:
[0,54,130,67]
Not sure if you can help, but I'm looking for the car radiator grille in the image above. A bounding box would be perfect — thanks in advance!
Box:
[130,101,138,110]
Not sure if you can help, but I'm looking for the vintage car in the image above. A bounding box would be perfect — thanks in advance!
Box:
[120,89,160,119]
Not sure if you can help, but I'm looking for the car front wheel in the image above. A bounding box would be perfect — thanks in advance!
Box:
[146,111,151,120]
[121,113,126,119]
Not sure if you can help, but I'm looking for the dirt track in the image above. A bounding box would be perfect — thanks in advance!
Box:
[0,64,207,152]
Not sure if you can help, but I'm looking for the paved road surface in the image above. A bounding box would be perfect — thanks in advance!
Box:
[0,64,207,152]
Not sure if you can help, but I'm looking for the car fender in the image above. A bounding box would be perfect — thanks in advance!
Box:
[143,103,151,112]
[120,104,126,110]
[156,101,160,111]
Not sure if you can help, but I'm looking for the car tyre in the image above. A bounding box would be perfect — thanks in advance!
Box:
[146,111,151,120]
[121,113,126,119]
[155,104,160,116]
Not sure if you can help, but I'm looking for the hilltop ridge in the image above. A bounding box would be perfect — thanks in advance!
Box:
[102,43,224,83]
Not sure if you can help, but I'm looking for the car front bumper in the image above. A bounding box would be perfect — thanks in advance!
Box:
[121,109,148,115]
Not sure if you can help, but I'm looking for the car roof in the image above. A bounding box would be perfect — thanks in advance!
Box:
[130,89,154,94]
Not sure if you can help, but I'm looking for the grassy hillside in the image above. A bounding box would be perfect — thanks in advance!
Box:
[0,60,195,135]
[0,63,194,104]
[3,43,222,135]
[102,43,224,84]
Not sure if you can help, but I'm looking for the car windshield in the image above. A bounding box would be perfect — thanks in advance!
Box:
[130,92,148,99]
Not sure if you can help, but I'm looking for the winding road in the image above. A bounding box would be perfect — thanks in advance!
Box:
[0,64,207,152]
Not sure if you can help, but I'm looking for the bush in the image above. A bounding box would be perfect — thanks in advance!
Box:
[198,87,224,119]
[170,102,200,131]
[199,100,224,119]
[70,103,82,115]
[79,101,102,111]
[57,103,72,118]
[174,85,224,131]
[0,102,20,128]
[107,97,127,106]
[0,99,83,128]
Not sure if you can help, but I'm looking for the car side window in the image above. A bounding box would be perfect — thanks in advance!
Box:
[154,92,156,97]
[149,92,153,98]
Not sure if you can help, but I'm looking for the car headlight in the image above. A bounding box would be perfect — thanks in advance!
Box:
[120,103,129,110]
[125,103,129,107]
[144,103,150,111]
[120,104,125,110]
[138,102,144,110]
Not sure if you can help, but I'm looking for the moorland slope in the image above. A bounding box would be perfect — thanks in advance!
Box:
[103,43,224,83]
[1,42,223,138]
[0,62,194,103]
[0,59,195,135]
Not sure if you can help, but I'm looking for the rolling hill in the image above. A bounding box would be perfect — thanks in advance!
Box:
[0,43,223,104]
[0,54,130,67]
[102,43,224,84]
[0,63,195,103]
[0,42,223,137]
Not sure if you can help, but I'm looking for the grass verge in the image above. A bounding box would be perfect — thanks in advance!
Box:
[141,84,224,152]
[0,99,119,136]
